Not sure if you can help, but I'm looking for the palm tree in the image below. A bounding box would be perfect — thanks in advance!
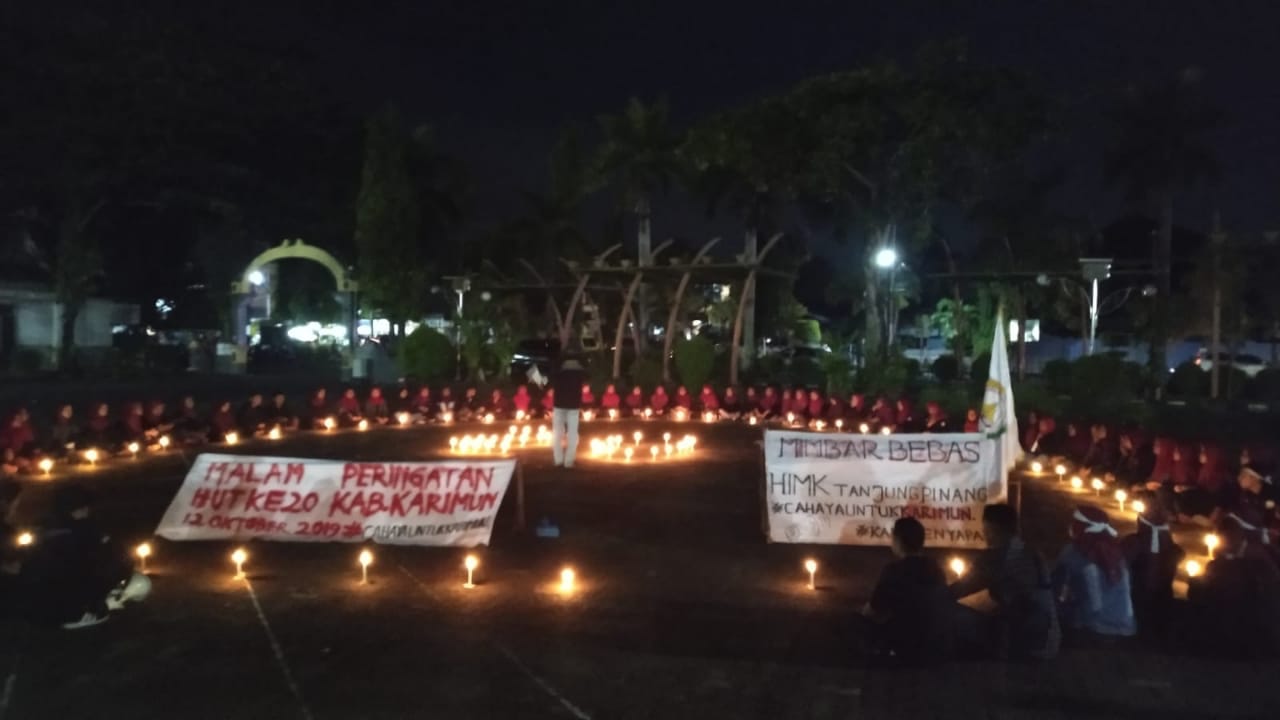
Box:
[1105,68,1220,377]
[595,97,682,266]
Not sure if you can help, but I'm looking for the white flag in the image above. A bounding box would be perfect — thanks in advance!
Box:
[980,309,1021,488]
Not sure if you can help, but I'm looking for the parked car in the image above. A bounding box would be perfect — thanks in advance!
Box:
[1195,349,1268,378]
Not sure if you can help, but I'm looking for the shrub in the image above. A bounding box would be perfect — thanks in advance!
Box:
[791,357,826,389]
[1247,367,1280,403]
[398,327,454,383]
[969,351,992,382]
[858,354,912,397]
[674,337,715,390]
[1221,366,1251,400]
[1041,358,1072,395]
[11,347,47,375]
[930,354,960,383]
[821,354,855,396]
[629,353,663,391]
[1167,360,1208,398]
[1068,353,1142,417]
[1012,378,1064,418]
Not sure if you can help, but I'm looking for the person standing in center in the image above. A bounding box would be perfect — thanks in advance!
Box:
[551,355,587,468]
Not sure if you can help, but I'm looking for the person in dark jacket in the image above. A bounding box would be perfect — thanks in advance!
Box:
[864,517,954,665]
[238,393,268,436]
[268,392,299,431]
[551,356,586,468]
[47,405,79,458]
[1121,504,1183,645]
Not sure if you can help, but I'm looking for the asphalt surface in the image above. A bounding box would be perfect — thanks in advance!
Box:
[2,422,1278,719]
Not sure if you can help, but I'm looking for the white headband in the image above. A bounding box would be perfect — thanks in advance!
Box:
[1138,515,1170,554]
[1073,509,1118,537]
[1228,512,1270,545]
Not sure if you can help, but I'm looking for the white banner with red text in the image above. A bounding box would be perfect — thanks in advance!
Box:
[763,430,1006,549]
[156,454,516,546]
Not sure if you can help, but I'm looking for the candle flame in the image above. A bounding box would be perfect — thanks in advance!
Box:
[1185,559,1203,577]
[949,557,967,577]
[559,567,576,592]
[136,542,152,559]
[358,549,373,567]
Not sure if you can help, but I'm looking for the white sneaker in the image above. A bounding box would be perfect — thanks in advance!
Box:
[107,573,152,610]
[62,611,109,630]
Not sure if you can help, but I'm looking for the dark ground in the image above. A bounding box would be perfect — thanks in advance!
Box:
[3,421,1278,719]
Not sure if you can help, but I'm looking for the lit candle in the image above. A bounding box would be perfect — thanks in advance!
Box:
[624,447,634,462]
[39,457,53,476]
[136,542,152,574]
[441,411,454,424]
[158,434,171,449]
[633,431,643,446]
[949,557,967,577]
[483,413,496,424]
[1091,478,1104,496]
[650,446,659,460]
[127,441,140,458]
[804,558,817,590]
[1185,559,1203,578]
[1204,533,1220,560]
[664,444,672,458]
[1114,489,1128,512]
[357,419,369,432]
[515,410,526,422]
[815,420,826,432]
[663,432,672,443]
[358,549,373,584]
[1030,461,1043,474]
[449,437,459,452]
[748,415,758,426]
[609,409,619,421]
[559,567,576,593]
[880,426,891,436]
[464,554,478,588]
[231,548,248,579]
[644,408,653,419]
[16,531,34,547]
[323,417,336,431]
[581,410,593,422]
[859,423,869,434]
[268,426,282,440]
[397,412,411,426]
[786,412,795,426]
[1055,464,1067,482]
[1070,476,1083,492]
[225,431,239,445]
[84,448,99,465]
[1131,499,1146,517]
[835,419,843,431]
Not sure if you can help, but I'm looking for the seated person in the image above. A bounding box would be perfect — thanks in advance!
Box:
[457,387,482,422]
[392,386,413,415]
[1172,443,1229,521]
[412,387,435,422]
[863,517,954,665]
[950,504,1059,660]
[209,401,238,441]
[19,484,150,629]
[600,384,622,415]
[365,387,391,425]
[1114,432,1154,486]
[870,396,897,431]
[963,408,980,433]
[143,401,173,443]
[1152,443,1196,519]
[488,389,508,420]
[1062,422,1090,465]
[337,388,364,425]
[47,405,79,459]
[756,387,778,420]
[307,388,331,429]
[174,396,208,443]
[806,390,824,422]
[624,386,645,416]
[81,404,113,450]
[823,395,843,423]
[118,403,147,451]
[1223,466,1279,541]
[673,385,694,411]
[238,393,269,436]
[1028,417,1060,456]
[1121,505,1183,644]
[0,410,37,468]
[649,386,670,416]
[1,449,19,478]
[580,383,596,409]
[1187,513,1280,658]
[539,388,555,417]
[436,387,456,420]
[895,398,921,433]
[847,393,868,423]
[778,389,795,420]
[699,385,720,414]
[511,385,532,418]
[742,387,759,418]
[922,402,950,433]
[269,392,299,431]
[1050,505,1137,640]
[720,387,743,421]
[1079,424,1117,478]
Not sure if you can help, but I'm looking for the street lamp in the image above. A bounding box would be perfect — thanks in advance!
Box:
[1077,258,1154,356]
[248,270,265,286]
[874,246,901,350]
[874,247,898,269]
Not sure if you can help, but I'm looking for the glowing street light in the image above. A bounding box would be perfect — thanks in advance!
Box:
[136,542,152,573]
[248,269,266,286]
[463,554,478,588]
[874,247,898,269]
[804,558,818,590]
[231,548,248,579]
[358,549,373,584]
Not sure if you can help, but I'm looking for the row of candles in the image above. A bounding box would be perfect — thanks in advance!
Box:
[449,424,553,455]
[1026,460,1219,579]
[588,432,696,462]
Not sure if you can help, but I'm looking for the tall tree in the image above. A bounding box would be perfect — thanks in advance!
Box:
[1104,68,1220,379]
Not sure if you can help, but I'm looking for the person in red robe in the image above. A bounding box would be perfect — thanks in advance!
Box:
[580,383,596,408]
[412,387,434,422]
[308,388,330,428]
[674,386,693,410]
[963,408,980,433]
[779,389,794,420]
[0,410,36,470]
[896,398,919,433]
[540,388,556,416]
[870,397,897,431]
[209,401,238,441]
[338,388,364,425]
[650,386,669,415]
[82,404,112,448]
[120,402,146,446]
[486,389,507,419]
[720,387,742,420]
[600,384,622,414]
[848,393,868,422]
[922,402,950,433]
[366,387,390,424]
[758,386,779,419]
[806,390,824,420]
[699,385,720,413]
[625,386,645,416]
[512,385,532,416]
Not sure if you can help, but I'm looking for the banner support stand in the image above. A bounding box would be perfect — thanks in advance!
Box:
[514,462,526,532]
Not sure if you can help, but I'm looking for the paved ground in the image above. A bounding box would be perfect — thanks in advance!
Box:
[3,422,1279,719]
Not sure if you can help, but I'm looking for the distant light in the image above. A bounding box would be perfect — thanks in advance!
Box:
[874,248,898,269]
[248,270,266,286]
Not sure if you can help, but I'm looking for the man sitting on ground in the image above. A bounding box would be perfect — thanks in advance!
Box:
[863,517,953,665]
[949,503,1060,660]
